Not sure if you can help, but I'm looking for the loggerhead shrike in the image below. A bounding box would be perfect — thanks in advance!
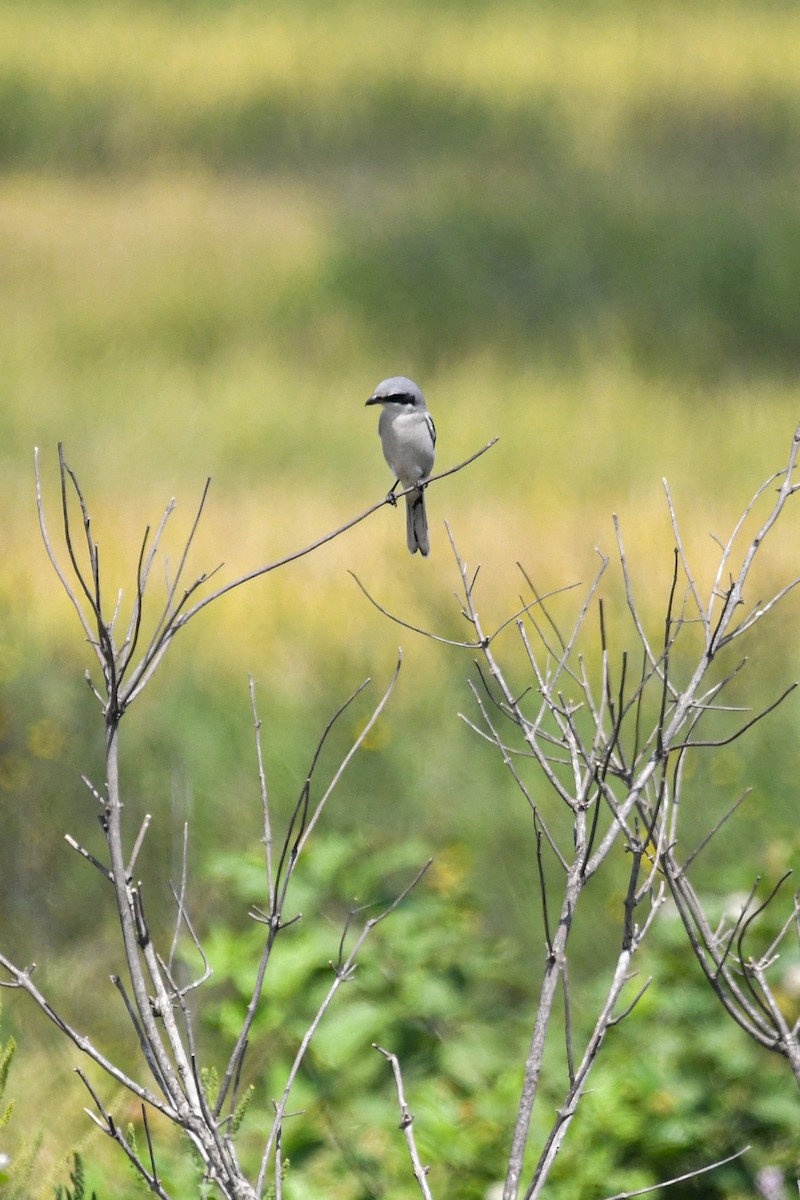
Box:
[366,376,437,556]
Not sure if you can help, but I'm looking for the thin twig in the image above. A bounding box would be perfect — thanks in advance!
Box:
[249,677,274,906]
[127,814,152,879]
[255,861,431,1198]
[64,835,112,880]
[216,659,403,1121]
[172,440,499,634]
[600,1145,750,1199]
[374,1045,434,1200]
[168,822,190,974]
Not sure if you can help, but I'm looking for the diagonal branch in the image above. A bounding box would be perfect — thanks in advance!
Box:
[254,860,431,1199]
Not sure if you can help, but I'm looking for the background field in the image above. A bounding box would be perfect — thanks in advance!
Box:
[2,1,800,1196]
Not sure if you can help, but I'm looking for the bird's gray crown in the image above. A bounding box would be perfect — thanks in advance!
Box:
[365,375,425,407]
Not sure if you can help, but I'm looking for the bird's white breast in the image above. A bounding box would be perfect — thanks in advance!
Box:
[378,408,435,486]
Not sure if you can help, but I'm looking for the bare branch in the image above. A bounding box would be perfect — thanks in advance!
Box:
[672,683,797,751]
[613,513,659,672]
[255,861,431,1198]
[600,1145,750,1200]
[34,447,98,654]
[127,813,152,879]
[173,439,499,633]
[168,822,190,974]
[64,834,111,880]
[0,954,179,1119]
[216,659,403,1122]
[374,1045,435,1200]
[249,677,274,905]
[663,478,706,627]
[681,789,752,873]
[75,1069,174,1200]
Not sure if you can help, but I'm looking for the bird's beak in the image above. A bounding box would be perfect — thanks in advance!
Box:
[365,395,379,406]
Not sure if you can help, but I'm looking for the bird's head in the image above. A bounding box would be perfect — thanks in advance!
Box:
[365,376,425,410]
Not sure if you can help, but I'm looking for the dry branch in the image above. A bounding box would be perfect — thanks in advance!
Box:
[4,441,492,1198]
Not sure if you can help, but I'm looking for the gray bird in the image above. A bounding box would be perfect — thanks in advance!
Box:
[366,376,437,556]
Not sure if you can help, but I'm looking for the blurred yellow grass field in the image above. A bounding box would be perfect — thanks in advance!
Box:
[3,4,800,119]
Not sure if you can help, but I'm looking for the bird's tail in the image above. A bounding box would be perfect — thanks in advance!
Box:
[405,488,429,556]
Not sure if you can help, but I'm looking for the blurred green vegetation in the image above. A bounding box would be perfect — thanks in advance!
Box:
[2,0,800,1193]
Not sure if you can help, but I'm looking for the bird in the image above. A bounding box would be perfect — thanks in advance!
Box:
[366,376,437,556]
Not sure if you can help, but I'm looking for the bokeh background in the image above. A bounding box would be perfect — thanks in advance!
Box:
[2,1,800,1196]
